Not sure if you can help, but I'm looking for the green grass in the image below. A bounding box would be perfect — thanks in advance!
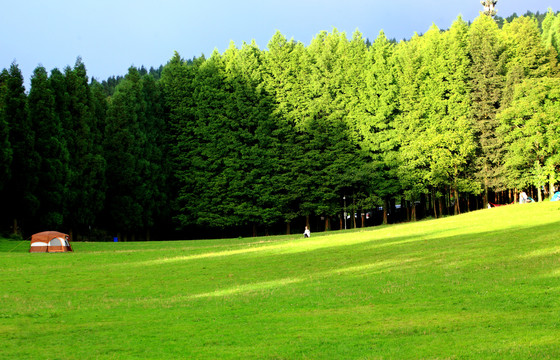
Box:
[1,202,560,359]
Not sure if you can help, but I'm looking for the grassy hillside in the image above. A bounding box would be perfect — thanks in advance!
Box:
[1,202,560,359]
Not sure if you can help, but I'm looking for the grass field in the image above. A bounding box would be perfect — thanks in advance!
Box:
[1,202,560,359]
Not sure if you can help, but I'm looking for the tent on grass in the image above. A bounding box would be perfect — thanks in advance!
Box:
[29,231,73,253]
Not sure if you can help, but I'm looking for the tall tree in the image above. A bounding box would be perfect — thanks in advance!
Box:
[0,69,12,193]
[104,67,147,239]
[262,31,306,233]
[1,63,39,234]
[542,9,560,60]
[296,29,363,228]
[356,30,400,223]
[467,15,505,207]
[394,33,427,220]
[63,58,106,238]
[138,73,168,238]
[498,77,560,201]
[28,66,69,228]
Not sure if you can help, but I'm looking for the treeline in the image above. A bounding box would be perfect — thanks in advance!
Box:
[2,11,560,240]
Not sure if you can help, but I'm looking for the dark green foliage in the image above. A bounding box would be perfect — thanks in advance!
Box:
[28,66,69,228]
[1,63,39,234]
[63,58,106,235]
[0,69,13,192]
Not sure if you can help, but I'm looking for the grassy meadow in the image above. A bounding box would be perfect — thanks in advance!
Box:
[1,202,560,359]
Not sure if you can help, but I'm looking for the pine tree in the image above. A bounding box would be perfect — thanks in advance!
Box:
[1,63,39,234]
[262,31,305,233]
[467,15,505,207]
[63,58,106,238]
[357,30,400,223]
[394,33,427,220]
[296,29,362,228]
[104,67,146,239]
[498,77,560,201]
[0,69,12,193]
[28,66,69,228]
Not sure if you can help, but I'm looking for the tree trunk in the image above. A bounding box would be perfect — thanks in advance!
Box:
[411,203,416,221]
[361,212,365,228]
[432,189,438,218]
[325,216,329,231]
[383,198,388,225]
[455,189,461,215]
[286,221,291,235]
[252,224,257,237]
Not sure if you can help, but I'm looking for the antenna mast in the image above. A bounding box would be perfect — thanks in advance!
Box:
[481,0,498,17]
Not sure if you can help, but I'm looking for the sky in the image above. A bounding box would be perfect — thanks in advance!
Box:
[1,0,558,88]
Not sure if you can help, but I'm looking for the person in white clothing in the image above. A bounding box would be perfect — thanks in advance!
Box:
[303,226,311,238]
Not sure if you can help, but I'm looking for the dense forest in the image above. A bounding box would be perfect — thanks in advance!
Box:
[2,10,560,241]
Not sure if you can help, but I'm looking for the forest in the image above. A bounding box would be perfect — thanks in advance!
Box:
[1,10,560,241]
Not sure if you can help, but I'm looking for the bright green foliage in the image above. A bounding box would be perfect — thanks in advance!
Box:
[395,20,478,217]
[394,34,425,213]
[541,9,560,61]
[497,77,560,200]
[354,30,400,222]
[501,16,558,107]
[28,66,69,228]
[467,15,505,206]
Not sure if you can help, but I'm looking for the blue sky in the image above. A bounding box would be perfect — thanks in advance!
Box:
[1,0,558,87]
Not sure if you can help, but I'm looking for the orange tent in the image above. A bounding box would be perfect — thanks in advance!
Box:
[29,231,73,253]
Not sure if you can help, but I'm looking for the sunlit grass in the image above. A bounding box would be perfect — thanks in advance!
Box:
[1,202,560,359]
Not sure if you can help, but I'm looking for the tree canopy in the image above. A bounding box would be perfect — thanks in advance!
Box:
[2,11,560,239]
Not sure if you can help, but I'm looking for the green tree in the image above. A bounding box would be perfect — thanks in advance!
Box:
[1,63,40,234]
[63,58,106,238]
[394,33,428,220]
[356,30,400,223]
[28,66,69,228]
[104,67,148,239]
[467,15,505,207]
[501,16,558,107]
[160,52,207,231]
[138,73,169,238]
[296,29,363,228]
[542,9,560,60]
[498,77,560,201]
[0,69,12,193]
[262,31,306,233]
